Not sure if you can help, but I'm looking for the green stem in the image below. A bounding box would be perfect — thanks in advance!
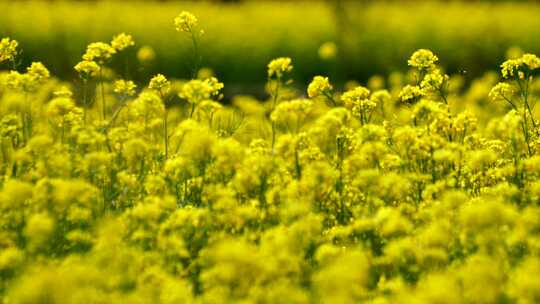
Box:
[82,79,88,126]
[189,103,196,119]
[323,91,337,107]
[164,108,169,159]
[439,87,448,105]
[105,96,127,131]
[271,78,281,149]
[523,78,538,135]
[190,31,201,79]
[99,67,106,121]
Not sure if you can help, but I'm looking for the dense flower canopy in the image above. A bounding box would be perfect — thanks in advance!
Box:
[0,9,540,304]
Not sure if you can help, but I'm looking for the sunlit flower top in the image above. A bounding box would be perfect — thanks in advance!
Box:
[0,37,18,64]
[111,33,135,52]
[179,77,223,105]
[399,85,424,103]
[408,49,439,70]
[421,69,449,92]
[148,74,171,95]
[175,11,198,33]
[82,42,116,64]
[307,76,333,98]
[267,57,293,78]
[74,60,100,79]
[501,53,540,78]
[489,82,514,102]
[341,86,371,109]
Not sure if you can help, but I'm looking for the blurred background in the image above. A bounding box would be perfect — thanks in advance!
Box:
[1,0,540,96]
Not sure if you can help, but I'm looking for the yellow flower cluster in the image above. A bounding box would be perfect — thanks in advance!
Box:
[148,74,171,95]
[74,60,99,79]
[0,12,540,304]
[4,62,50,92]
[111,33,135,52]
[501,53,540,79]
[174,11,198,33]
[307,75,333,98]
[82,42,116,64]
[0,37,17,64]
[179,77,224,105]
[113,80,137,97]
[407,48,439,70]
[399,84,424,104]
[267,57,293,78]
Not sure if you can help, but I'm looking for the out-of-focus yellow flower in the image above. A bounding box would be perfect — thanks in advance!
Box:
[114,80,137,97]
[197,67,215,79]
[4,62,50,92]
[506,46,523,60]
[53,86,73,98]
[318,42,337,60]
[137,45,156,63]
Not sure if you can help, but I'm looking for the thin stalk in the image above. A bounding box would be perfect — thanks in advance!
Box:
[524,78,538,135]
[190,31,201,79]
[20,111,26,145]
[439,87,448,105]
[82,79,88,126]
[270,78,281,149]
[164,108,169,159]
[161,91,169,159]
[189,103,196,119]
[21,92,29,145]
[105,96,127,131]
[502,96,518,111]
[323,91,337,107]
[99,67,106,121]
[521,110,533,156]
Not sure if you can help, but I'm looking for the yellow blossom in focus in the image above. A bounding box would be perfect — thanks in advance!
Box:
[307,76,333,99]
[408,49,439,70]
[111,33,135,51]
[175,11,198,33]
[267,57,293,78]
[0,37,18,64]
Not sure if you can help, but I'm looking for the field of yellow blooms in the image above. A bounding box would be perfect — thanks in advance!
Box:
[2,0,540,85]
[1,9,540,304]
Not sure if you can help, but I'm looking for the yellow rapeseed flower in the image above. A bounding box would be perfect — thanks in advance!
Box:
[0,37,18,64]
[307,76,333,99]
[267,57,293,78]
[408,49,439,70]
[174,11,198,33]
[111,33,135,51]
[114,80,137,97]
